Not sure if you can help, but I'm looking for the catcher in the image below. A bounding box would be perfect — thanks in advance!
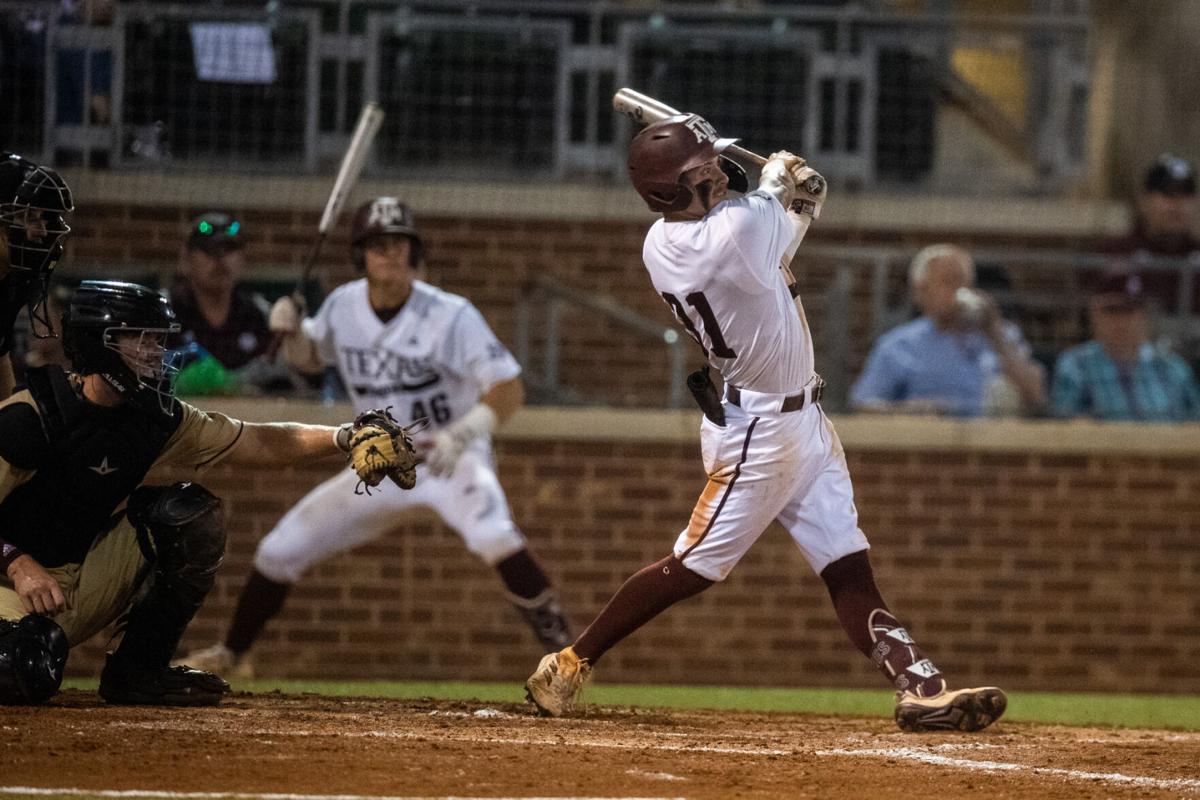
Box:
[0,280,416,706]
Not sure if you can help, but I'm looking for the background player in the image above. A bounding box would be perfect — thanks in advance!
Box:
[176,197,573,677]
[0,152,74,398]
[525,115,1008,733]
[0,280,407,706]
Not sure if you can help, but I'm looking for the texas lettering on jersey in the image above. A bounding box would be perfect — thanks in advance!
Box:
[339,346,441,395]
[303,279,521,437]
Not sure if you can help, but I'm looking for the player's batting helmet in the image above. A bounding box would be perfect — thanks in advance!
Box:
[62,280,182,415]
[1,151,74,336]
[350,197,424,270]
[627,114,748,213]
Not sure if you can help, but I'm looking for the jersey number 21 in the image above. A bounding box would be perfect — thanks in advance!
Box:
[661,291,737,358]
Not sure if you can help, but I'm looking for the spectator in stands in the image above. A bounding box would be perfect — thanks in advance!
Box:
[850,244,1046,417]
[1102,153,1200,314]
[1050,271,1200,422]
[169,211,291,395]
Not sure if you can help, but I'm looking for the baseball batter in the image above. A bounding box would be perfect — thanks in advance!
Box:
[526,115,1007,733]
[177,197,572,678]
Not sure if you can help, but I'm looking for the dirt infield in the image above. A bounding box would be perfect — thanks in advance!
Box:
[2,691,1199,800]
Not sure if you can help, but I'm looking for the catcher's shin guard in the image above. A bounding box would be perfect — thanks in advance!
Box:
[114,482,226,671]
[509,589,573,653]
[0,614,69,705]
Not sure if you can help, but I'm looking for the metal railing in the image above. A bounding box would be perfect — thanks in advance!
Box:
[2,0,1091,193]
[516,274,687,407]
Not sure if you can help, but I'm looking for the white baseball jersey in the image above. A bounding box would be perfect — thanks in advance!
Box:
[255,278,527,581]
[303,278,521,445]
[642,191,869,582]
[642,189,814,394]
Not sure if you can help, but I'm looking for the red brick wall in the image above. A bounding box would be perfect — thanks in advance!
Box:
[67,431,1200,694]
[65,203,1107,408]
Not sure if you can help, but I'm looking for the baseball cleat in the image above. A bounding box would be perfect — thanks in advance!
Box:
[524,646,592,717]
[99,654,231,707]
[170,643,255,680]
[894,686,1007,732]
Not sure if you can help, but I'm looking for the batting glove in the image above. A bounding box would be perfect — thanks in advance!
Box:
[268,296,305,335]
[421,403,498,477]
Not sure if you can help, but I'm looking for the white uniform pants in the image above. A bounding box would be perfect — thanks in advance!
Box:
[675,402,870,581]
[254,449,525,584]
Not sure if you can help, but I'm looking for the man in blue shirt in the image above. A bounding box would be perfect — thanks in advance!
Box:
[850,244,1046,417]
[1051,271,1200,422]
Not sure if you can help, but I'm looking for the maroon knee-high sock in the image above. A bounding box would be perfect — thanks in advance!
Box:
[573,555,713,664]
[496,548,573,651]
[821,550,946,696]
[224,569,291,655]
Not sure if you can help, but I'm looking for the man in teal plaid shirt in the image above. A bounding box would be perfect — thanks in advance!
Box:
[1051,271,1200,421]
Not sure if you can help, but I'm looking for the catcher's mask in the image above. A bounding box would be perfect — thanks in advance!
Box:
[62,280,182,416]
[0,152,74,338]
[350,197,424,271]
[627,114,748,213]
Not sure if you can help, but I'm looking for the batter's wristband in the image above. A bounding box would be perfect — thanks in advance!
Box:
[1,539,26,573]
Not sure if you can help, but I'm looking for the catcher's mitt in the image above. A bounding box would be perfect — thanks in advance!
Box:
[346,408,420,492]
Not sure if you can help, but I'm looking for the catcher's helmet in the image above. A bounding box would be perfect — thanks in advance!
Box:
[627,114,748,213]
[350,197,424,270]
[62,280,182,415]
[1,152,74,337]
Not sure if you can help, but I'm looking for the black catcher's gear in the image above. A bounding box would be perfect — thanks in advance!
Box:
[627,114,746,213]
[0,365,182,568]
[0,151,74,341]
[350,197,424,270]
[61,280,182,415]
[112,482,227,678]
[0,614,69,705]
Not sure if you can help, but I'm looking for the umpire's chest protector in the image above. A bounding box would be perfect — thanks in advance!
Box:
[0,366,182,567]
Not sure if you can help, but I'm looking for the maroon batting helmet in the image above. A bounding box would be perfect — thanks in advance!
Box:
[350,197,424,269]
[627,114,744,213]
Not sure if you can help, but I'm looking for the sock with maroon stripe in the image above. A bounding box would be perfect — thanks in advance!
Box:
[821,550,946,697]
[573,554,713,664]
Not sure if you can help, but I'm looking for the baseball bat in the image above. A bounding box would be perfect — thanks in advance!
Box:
[267,102,384,360]
[612,87,767,167]
[294,101,385,297]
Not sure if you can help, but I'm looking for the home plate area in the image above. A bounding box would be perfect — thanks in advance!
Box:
[2,691,1197,800]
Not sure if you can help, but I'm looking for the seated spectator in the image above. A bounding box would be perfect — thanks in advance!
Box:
[850,244,1046,417]
[1050,271,1200,422]
[169,211,293,395]
[1102,153,1200,314]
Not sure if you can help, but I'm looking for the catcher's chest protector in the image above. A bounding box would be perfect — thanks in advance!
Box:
[0,366,182,567]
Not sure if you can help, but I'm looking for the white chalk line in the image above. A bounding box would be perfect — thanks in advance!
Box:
[818,746,1200,793]
[0,791,681,800]
[105,720,795,756]
[72,720,1200,795]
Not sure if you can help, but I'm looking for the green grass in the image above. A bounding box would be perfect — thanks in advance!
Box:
[61,678,1200,730]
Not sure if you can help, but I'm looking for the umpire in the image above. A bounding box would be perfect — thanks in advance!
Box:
[0,280,386,706]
